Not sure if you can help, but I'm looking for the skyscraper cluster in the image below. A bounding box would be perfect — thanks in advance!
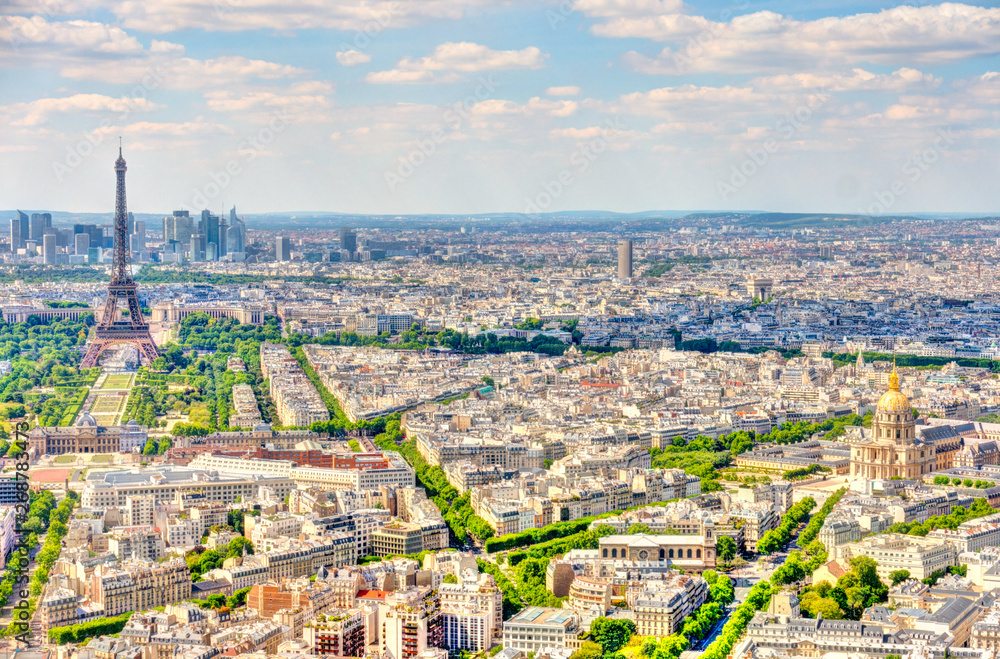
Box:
[9,210,51,255]
[8,211,141,265]
[162,206,246,263]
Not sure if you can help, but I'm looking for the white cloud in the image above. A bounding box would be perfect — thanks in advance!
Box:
[336,50,371,66]
[204,90,329,123]
[546,86,581,96]
[119,121,234,136]
[752,68,941,93]
[367,42,547,84]
[1,93,162,126]
[2,0,509,33]
[0,15,142,55]
[597,4,1000,74]
[471,97,577,117]
[0,17,311,92]
[598,84,793,119]
[62,54,306,91]
[366,69,447,85]
[572,0,683,18]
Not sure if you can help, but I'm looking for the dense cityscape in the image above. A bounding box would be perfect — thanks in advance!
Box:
[3,149,1000,659]
[4,1,1000,659]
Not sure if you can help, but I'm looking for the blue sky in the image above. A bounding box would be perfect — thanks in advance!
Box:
[1,0,999,215]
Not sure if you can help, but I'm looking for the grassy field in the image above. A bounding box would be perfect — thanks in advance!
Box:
[91,455,112,463]
[101,374,135,389]
[91,395,125,415]
[53,455,76,464]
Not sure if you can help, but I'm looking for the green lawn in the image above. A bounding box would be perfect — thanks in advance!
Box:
[53,455,77,464]
[91,396,125,415]
[91,455,112,463]
[101,374,134,389]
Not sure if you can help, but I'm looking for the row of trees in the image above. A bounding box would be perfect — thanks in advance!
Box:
[3,492,79,637]
[48,610,133,644]
[700,580,773,659]
[771,542,828,586]
[932,475,994,489]
[885,497,993,536]
[0,490,55,609]
[508,524,617,567]
[798,487,847,546]
[827,350,1000,372]
[783,464,829,480]
[485,518,594,553]
[757,496,816,554]
[29,492,79,596]
[369,417,495,545]
[476,559,523,618]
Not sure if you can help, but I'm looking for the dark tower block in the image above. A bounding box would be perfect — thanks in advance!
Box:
[81,146,159,368]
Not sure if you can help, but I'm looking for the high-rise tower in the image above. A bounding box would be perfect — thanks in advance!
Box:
[617,239,633,279]
[81,146,159,367]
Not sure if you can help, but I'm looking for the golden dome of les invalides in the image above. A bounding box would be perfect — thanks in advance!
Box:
[876,366,911,414]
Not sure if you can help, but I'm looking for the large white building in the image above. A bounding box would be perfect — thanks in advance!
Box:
[81,467,294,509]
[187,453,416,491]
[834,533,956,581]
[440,570,503,651]
[502,607,582,654]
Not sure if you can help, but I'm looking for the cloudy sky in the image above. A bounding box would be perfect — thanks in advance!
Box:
[1,0,999,215]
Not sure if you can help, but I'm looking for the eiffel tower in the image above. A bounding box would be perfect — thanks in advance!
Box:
[81,144,159,368]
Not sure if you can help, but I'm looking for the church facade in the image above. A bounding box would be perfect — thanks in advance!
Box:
[849,367,936,480]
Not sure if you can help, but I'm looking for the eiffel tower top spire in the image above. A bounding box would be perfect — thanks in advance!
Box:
[112,143,132,285]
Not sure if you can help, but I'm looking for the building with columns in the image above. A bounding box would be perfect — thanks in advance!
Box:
[849,366,936,480]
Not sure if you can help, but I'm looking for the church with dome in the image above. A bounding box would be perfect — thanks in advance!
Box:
[849,365,937,480]
[28,413,148,457]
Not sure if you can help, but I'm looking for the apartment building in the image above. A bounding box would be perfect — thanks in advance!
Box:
[122,496,155,527]
[381,587,444,659]
[108,528,165,562]
[819,518,864,548]
[303,609,367,657]
[502,607,582,654]
[372,522,424,557]
[216,557,268,591]
[834,533,957,581]
[633,574,709,636]
[90,559,193,617]
[246,512,304,549]
[259,342,329,427]
[291,456,416,491]
[230,384,263,427]
[728,504,777,552]
[39,587,78,631]
[0,507,16,563]
[440,571,503,649]
[444,462,518,494]
[417,434,544,470]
